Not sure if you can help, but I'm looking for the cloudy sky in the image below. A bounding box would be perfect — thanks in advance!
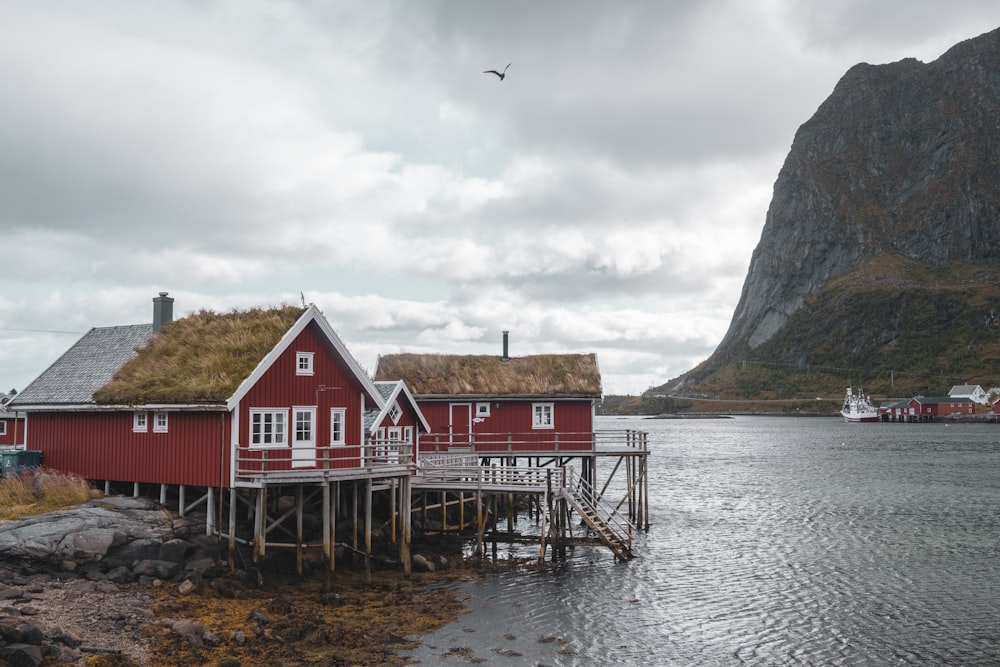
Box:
[2,2,998,396]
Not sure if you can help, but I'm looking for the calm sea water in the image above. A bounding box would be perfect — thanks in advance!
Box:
[403,415,1000,666]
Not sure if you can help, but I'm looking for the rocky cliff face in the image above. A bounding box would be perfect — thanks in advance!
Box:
[666,27,1000,395]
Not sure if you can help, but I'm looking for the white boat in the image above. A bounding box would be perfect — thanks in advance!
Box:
[841,387,879,422]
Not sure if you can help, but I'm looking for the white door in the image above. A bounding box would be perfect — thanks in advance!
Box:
[292,407,316,468]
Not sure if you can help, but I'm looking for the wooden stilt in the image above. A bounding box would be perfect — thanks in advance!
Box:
[206,487,216,536]
[365,478,373,576]
[296,485,304,576]
[400,475,412,575]
[322,483,331,570]
[160,484,167,505]
[179,485,186,517]
[228,488,237,570]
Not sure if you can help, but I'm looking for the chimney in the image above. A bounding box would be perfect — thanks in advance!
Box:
[153,292,174,333]
[501,330,510,361]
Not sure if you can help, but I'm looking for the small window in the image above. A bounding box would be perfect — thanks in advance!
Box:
[532,403,554,429]
[330,408,346,445]
[133,412,148,433]
[476,402,491,418]
[153,412,168,433]
[0,421,6,436]
[388,402,402,424]
[251,409,288,448]
[403,426,413,443]
[296,352,314,376]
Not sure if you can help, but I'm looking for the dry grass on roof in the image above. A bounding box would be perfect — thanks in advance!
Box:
[375,352,601,396]
[93,305,306,405]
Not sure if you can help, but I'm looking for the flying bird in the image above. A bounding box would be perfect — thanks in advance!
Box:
[483,63,510,80]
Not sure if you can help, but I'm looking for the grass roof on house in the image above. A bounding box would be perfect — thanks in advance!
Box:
[93,305,306,405]
[375,353,601,397]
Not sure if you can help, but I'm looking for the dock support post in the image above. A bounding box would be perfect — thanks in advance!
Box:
[365,478,373,576]
[228,488,237,570]
[254,487,266,561]
[400,475,412,575]
[133,482,140,498]
[322,482,332,570]
[296,485,304,576]
[160,484,167,505]
[206,487,216,536]
[179,485,186,517]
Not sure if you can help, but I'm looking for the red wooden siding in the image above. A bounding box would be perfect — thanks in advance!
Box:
[417,399,595,452]
[236,321,370,473]
[0,417,23,447]
[25,411,229,486]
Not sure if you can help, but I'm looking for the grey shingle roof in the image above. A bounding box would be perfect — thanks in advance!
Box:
[10,324,154,407]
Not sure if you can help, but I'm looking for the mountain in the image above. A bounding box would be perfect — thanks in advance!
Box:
[659,27,1000,401]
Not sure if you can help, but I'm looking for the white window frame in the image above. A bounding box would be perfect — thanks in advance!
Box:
[250,409,289,449]
[330,408,346,445]
[296,351,314,376]
[0,421,6,436]
[153,412,168,433]
[388,402,402,424]
[532,402,554,429]
[403,426,413,443]
[133,412,148,433]
[476,402,491,418]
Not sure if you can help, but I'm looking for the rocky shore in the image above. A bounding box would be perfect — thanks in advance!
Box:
[0,496,472,666]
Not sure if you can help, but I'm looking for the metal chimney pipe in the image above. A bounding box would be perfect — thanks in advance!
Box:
[502,330,510,361]
[153,292,174,333]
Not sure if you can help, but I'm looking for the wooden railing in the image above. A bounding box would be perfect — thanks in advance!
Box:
[235,441,414,481]
[418,429,648,454]
[415,463,565,491]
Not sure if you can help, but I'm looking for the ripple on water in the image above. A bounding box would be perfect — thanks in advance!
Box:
[403,417,1000,666]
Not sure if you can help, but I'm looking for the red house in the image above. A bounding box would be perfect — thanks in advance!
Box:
[11,295,430,488]
[373,333,603,456]
[910,396,976,418]
[0,392,23,448]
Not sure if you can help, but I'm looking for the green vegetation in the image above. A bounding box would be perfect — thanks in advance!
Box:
[376,353,602,396]
[0,469,99,520]
[641,256,1000,413]
[94,305,306,404]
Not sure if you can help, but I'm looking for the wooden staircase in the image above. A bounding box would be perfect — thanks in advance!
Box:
[559,470,634,561]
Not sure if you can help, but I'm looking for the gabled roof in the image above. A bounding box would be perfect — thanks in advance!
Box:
[11,304,385,411]
[226,304,383,411]
[365,380,431,434]
[948,385,983,395]
[11,324,154,408]
[912,396,975,405]
[94,306,306,406]
[0,392,19,418]
[373,352,602,398]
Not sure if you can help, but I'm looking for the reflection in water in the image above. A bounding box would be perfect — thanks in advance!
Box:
[404,416,1000,666]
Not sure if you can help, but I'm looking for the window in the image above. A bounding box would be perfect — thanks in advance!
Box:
[296,352,314,376]
[294,409,313,442]
[476,402,491,418]
[403,426,413,443]
[133,412,148,433]
[532,403,554,429]
[251,409,287,448]
[153,412,168,433]
[388,402,402,424]
[0,421,6,436]
[330,408,346,445]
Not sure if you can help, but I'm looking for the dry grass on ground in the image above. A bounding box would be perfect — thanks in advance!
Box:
[0,468,99,519]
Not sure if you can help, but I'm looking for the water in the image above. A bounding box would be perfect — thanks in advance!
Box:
[403,415,1000,666]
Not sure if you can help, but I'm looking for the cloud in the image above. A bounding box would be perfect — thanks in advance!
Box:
[1,1,997,396]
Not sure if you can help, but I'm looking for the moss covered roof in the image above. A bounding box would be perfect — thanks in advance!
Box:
[373,352,601,397]
[92,305,306,405]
